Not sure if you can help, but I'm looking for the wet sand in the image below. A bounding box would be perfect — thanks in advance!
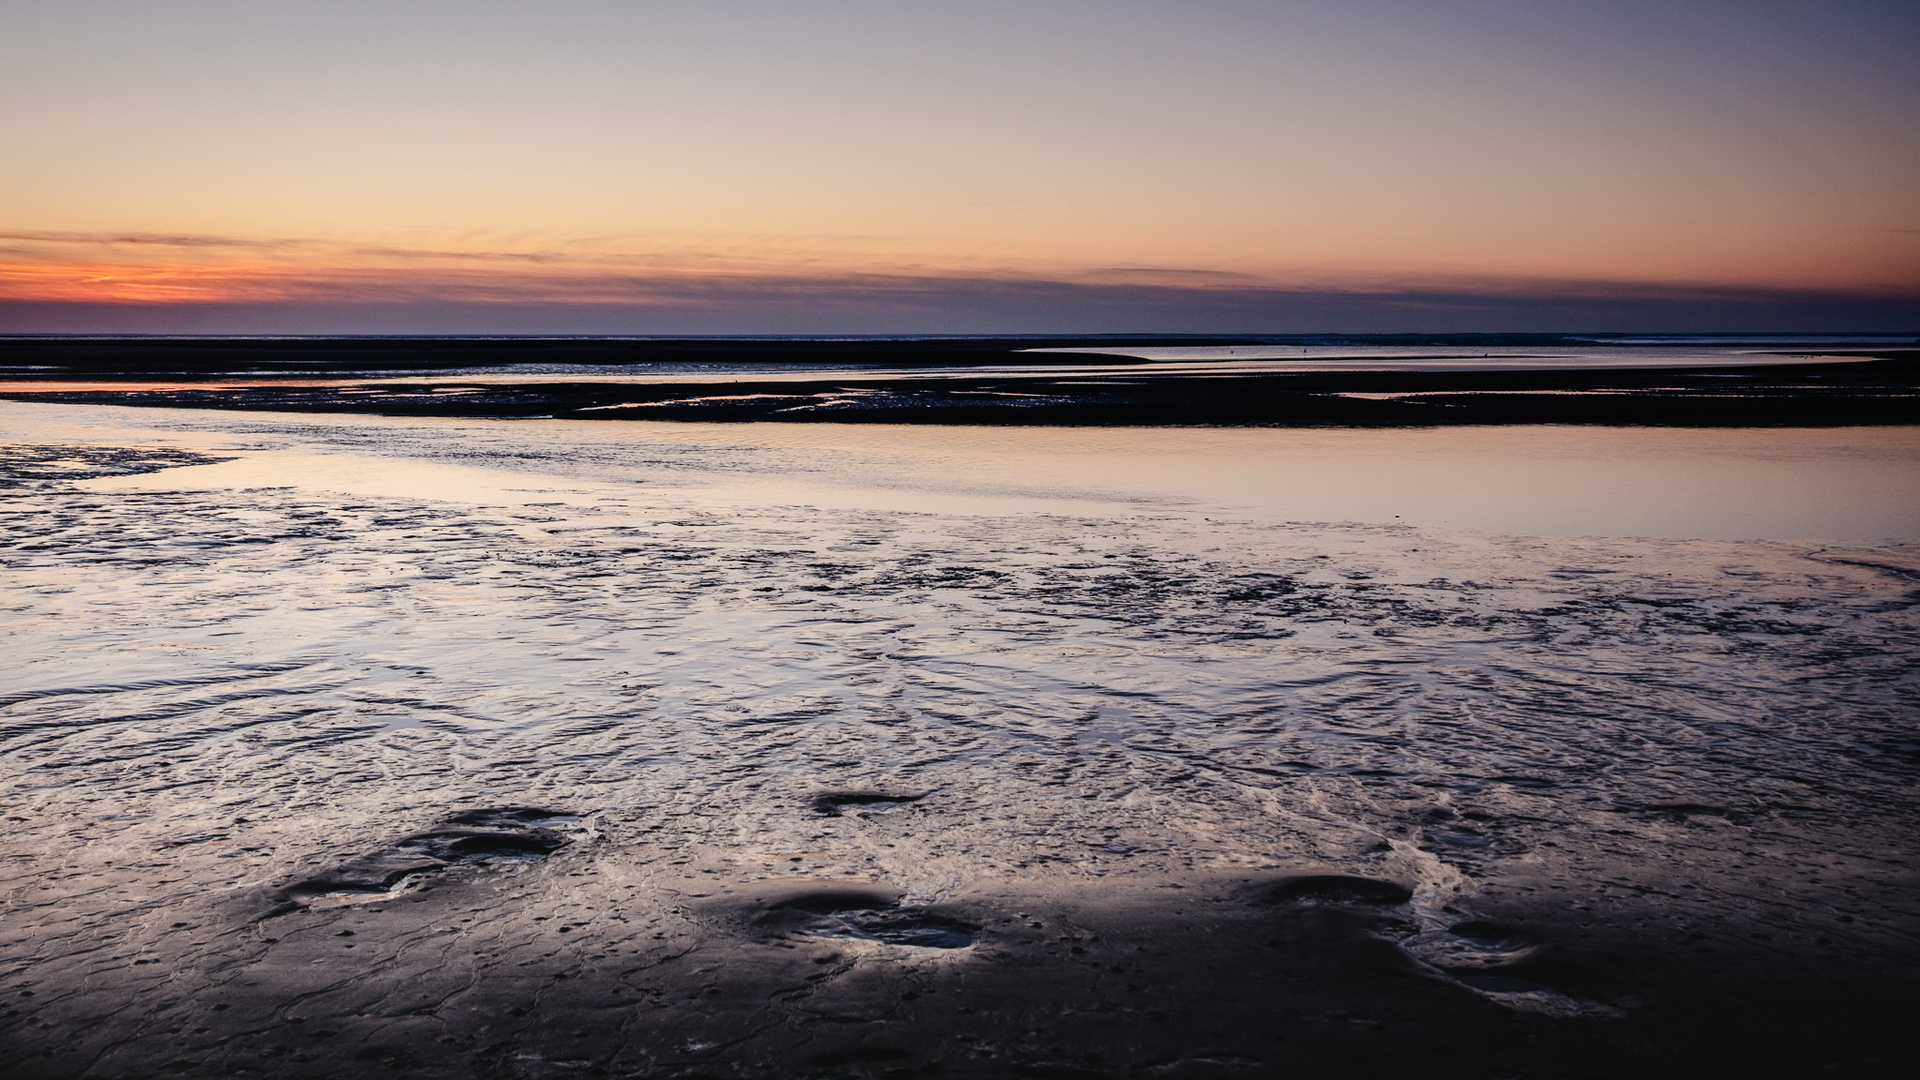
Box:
[14,851,1916,1079]
[1,406,1917,1078]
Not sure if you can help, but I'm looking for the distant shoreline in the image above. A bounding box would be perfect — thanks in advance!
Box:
[1,335,1915,426]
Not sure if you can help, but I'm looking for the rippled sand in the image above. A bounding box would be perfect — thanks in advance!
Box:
[2,404,1916,1077]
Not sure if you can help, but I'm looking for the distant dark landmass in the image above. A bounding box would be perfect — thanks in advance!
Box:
[2,334,1916,426]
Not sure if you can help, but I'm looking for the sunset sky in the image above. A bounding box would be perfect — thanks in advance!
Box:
[3,1,1916,333]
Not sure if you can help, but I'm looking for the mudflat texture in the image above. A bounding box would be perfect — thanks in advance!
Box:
[0,416,1916,1078]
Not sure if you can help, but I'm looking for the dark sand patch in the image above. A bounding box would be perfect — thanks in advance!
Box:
[703,879,978,949]
[277,807,579,906]
[5,849,1915,1079]
[1251,873,1414,906]
[808,791,930,817]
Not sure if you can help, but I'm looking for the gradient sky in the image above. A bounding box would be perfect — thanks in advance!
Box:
[3,0,1917,332]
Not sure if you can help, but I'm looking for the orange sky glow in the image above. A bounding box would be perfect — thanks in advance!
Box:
[2,2,1915,330]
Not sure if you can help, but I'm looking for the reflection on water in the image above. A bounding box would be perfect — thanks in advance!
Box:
[0,400,1915,1042]
[3,401,1916,540]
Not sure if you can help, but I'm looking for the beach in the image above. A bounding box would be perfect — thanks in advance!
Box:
[0,400,1916,1077]
[8,0,1918,1068]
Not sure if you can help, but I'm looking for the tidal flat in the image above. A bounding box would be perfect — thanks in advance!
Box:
[1,402,1916,1078]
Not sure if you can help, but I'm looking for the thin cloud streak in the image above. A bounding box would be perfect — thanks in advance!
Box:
[4,281,1916,336]
[0,230,580,269]
[0,231,285,249]
[2,229,1914,333]
[5,230,1915,311]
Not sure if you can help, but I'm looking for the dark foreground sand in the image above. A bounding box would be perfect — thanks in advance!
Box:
[6,803,1914,1080]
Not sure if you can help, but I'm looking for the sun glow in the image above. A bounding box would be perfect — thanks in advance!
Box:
[2,2,1915,328]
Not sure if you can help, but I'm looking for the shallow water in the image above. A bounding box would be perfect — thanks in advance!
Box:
[1,402,1916,1071]
[6,400,1920,537]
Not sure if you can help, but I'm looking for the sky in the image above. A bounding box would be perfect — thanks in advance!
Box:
[2,0,1916,334]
